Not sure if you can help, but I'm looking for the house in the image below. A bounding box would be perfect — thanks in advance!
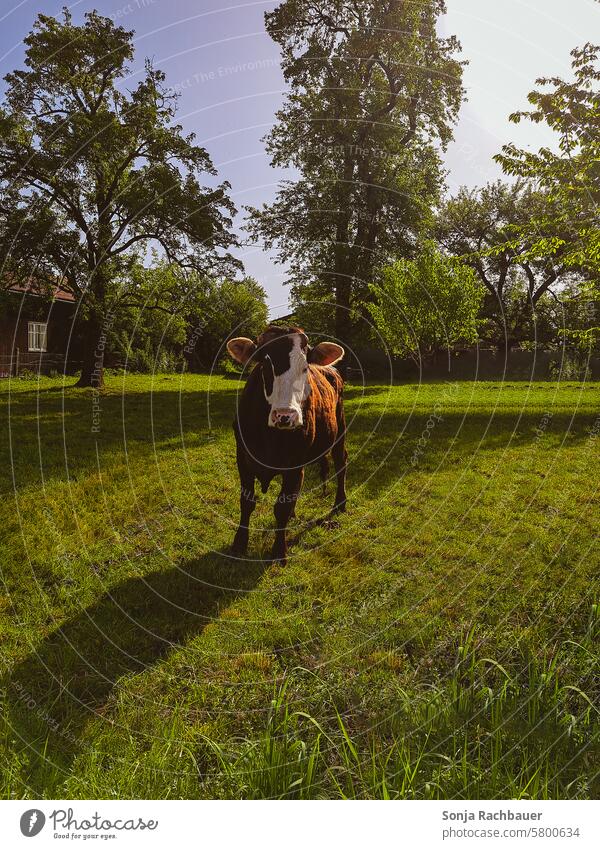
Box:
[0,281,78,377]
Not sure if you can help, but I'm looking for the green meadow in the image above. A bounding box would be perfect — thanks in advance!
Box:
[0,374,598,799]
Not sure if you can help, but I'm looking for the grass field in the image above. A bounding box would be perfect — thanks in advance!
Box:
[0,373,598,799]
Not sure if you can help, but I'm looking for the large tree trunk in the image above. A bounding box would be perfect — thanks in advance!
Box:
[334,154,355,352]
[333,239,353,380]
[76,260,109,388]
[334,277,352,381]
[75,313,106,389]
[334,276,352,344]
[495,335,515,360]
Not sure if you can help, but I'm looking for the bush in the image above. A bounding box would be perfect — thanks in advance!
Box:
[369,242,484,363]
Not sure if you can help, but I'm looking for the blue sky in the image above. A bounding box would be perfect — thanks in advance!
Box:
[1,0,598,315]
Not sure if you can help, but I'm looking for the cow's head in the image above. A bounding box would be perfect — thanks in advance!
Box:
[227,325,344,429]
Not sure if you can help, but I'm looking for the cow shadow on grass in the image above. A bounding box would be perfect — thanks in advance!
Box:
[5,550,267,796]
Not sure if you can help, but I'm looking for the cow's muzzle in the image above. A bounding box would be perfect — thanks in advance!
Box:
[270,408,301,429]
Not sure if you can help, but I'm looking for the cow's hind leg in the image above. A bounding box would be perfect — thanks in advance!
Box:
[331,436,348,514]
[319,454,330,496]
[232,453,256,556]
[332,397,348,513]
[272,469,304,565]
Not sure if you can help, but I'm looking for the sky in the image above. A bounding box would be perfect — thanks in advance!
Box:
[1,0,598,315]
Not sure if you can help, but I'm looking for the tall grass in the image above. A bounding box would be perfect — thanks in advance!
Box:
[199,678,323,799]
[198,629,599,800]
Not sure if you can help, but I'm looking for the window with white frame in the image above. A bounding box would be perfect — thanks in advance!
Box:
[28,321,48,352]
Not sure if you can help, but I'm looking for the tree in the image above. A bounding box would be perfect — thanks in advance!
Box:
[495,43,600,276]
[247,0,465,344]
[287,280,340,339]
[103,262,268,372]
[183,275,269,370]
[368,242,483,364]
[529,282,600,355]
[437,181,568,348]
[102,260,189,373]
[544,280,600,360]
[0,9,238,387]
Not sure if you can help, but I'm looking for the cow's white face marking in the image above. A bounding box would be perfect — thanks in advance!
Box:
[264,336,310,429]
[227,331,345,431]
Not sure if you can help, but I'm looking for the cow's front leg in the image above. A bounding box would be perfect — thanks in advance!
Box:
[232,448,256,555]
[272,469,304,565]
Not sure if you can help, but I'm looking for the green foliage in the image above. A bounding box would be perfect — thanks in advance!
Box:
[495,43,600,276]
[248,0,465,341]
[369,243,484,361]
[98,261,268,373]
[183,275,269,370]
[556,282,600,356]
[517,280,600,377]
[289,280,345,338]
[104,261,187,372]
[437,181,573,347]
[0,8,238,384]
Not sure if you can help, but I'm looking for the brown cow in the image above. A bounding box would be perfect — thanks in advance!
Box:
[226,325,348,564]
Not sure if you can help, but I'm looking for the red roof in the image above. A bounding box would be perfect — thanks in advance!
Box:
[7,280,76,303]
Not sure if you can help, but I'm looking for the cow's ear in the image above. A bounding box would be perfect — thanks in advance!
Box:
[227,337,257,364]
[308,342,344,366]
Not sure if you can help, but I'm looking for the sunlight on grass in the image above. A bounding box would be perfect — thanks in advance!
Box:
[0,375,598,798]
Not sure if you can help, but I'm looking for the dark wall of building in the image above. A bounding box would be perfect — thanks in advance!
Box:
[352,348,600,382]
[0,294,81,376]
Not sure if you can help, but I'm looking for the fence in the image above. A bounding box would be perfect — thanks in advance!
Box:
[3,347,599,382]
[0,351,81,378]
[350,348,600,381]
